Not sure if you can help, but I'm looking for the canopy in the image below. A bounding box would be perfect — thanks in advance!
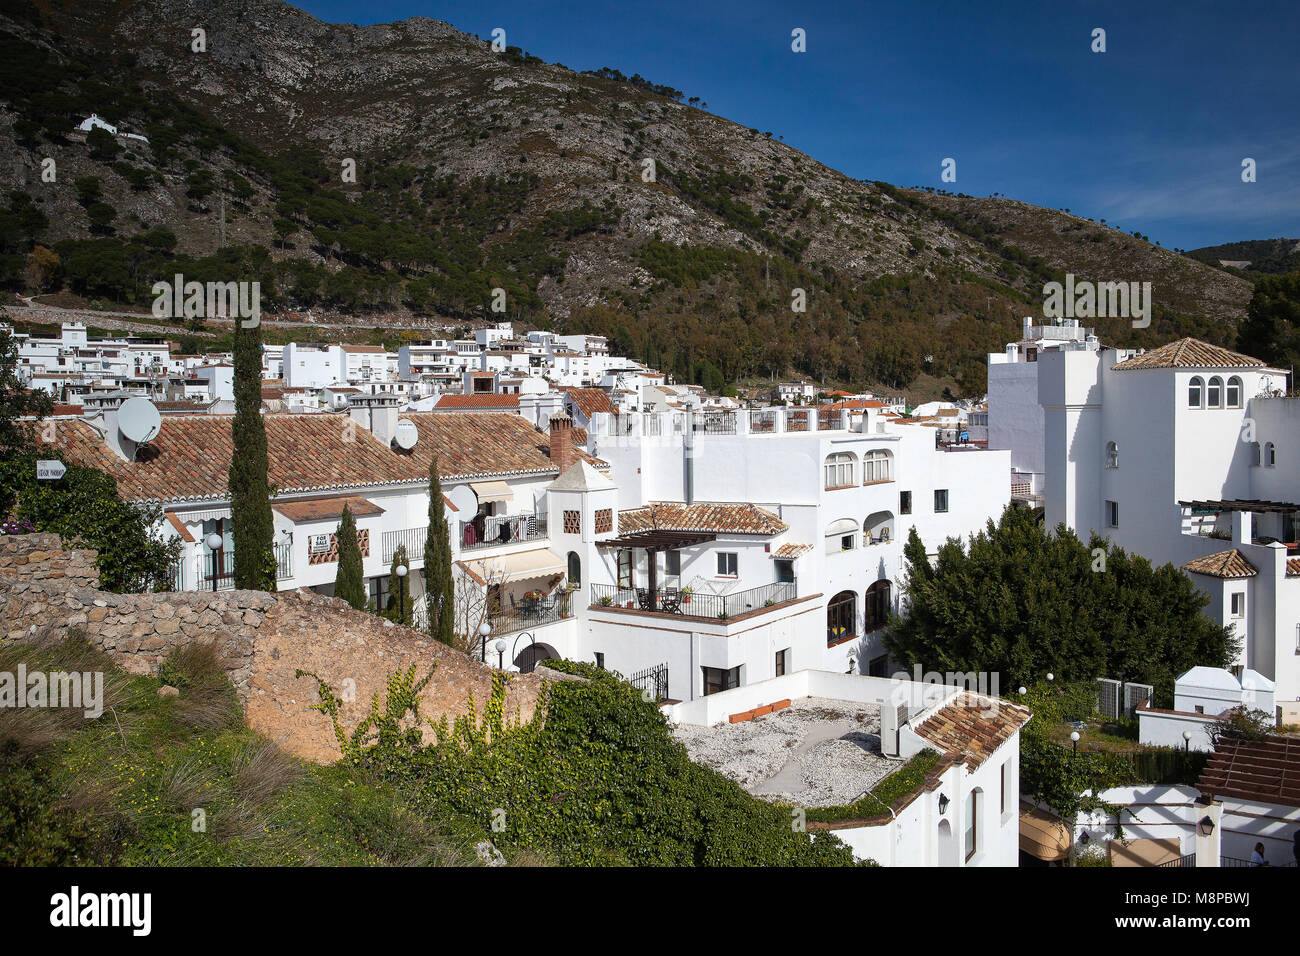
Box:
[1018,803,1071,862]
[458,547,565,585]
[470,480,514,503]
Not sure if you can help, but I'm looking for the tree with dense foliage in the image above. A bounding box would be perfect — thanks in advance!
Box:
[1236,271,1300,377]
[885,506,1238,705]
[0,322,52,456]
[228,317,276,591]
[423,456,455,645]
[383,544,412,625]
[333,505,367,610]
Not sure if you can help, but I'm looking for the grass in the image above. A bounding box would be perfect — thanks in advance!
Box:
[804,749,943,824]
[0,634,520,866]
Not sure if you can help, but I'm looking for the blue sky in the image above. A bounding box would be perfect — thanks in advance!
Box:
[295,0,1299,251]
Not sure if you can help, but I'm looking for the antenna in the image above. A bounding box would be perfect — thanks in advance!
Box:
[393,418,419,451]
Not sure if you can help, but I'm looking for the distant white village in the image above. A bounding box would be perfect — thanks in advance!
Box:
[12,313,1300,867]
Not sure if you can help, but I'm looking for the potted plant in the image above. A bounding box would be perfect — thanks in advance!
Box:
[598,595,613,606]
[682,587,693,605]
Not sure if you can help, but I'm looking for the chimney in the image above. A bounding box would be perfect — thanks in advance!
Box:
[349,393,399,447]
[549,411,576,475]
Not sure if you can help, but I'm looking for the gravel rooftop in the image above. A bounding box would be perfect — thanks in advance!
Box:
[670,696,902,808]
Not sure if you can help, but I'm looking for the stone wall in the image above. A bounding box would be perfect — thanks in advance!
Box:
[1,534,546,763]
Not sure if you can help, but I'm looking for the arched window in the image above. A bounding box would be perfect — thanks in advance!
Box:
[863,449,892,483]
[567,551,581,587]
[825,518,857,554]
[864,580,892,631]
[1251,441,1262,466]
[824,452,856,490]
[827,590,856,646]
[1188,376,1203,408]
[1105,441,1118,469]
[863,511,894,544]
[1226,376,1243,409]
[1207,376,1224,408]
[1265,442,1276,467]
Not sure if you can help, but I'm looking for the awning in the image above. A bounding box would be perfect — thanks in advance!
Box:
[470,480,515,503]
[1109,838,1182,867]
[1019,803,1071,862]
[458,548,565,585]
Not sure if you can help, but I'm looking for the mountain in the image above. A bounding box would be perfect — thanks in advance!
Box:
[0,0,1255,395]
[1185,238,1300,278]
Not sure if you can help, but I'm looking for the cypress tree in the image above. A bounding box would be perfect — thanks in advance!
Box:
[384,544,412,626]
[228,316,276,591]
[334,504,367,610]
[423,455,456,646]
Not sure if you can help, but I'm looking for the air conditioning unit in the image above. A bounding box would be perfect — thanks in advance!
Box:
[880,701,908,757]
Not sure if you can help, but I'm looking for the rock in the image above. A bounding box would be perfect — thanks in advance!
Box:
[158,685,180,697]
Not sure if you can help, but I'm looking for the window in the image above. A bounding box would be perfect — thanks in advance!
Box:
[702,665,740,696]
[774,558,794,584]
[563,509,581,534]
[775,649,788,677]
[665,549,681,580]
[1227,376,1242,408]
[840,534,856,552]
[567,551,581,587]
[1105,441,1118,469]
[864,580,892,631]
[965,791,978,861]
[1207,376,1223,408]
[368,575,388,611]
[1231,592,1245,618]
[1265,442,1276,467]
[594,652,605,670]
[827,590,856,646]
[594,508,613,533]
[1106,500,1119,527]
[824,452,855,489]
[863,449,892,483]
[717,552,738,576]
[934,489,949,513]
[1251,441,1262,466]
[617,550,633,588]
[1188,376,1203,408]
[900,490,912,515]
[1000,763,1007,815]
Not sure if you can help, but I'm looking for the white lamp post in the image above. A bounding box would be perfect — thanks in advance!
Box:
[395,564,408,620]
[478,620,492,662]
[1069,730,1080,754]
[494,638,507,670]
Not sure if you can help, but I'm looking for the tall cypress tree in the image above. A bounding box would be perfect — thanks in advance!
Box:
[228,317,275,591]
[334,505,367,610]
[423,455,455,646]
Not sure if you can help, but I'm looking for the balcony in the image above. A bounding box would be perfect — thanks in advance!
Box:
[459,513,547,551]
[487,596,575,636]
[382,526,428,564]
[590,581,797,622]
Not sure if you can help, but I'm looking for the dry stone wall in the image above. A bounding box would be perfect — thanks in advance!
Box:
[1,534,545,762]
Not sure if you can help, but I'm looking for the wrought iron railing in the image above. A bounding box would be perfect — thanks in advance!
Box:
[693,411,737,435]
[628,662,670,701]
[382,526,428,564]
[590,581,797,621]
[275,542,292,580]
[459,513,547,551]
[487,597,573,635]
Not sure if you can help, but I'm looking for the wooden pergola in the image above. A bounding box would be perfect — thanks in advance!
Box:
[597,529,717,611]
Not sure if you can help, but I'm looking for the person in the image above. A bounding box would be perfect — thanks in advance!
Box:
[1249,842,1267,866]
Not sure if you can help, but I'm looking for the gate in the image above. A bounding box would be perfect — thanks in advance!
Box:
[628,663,670,702]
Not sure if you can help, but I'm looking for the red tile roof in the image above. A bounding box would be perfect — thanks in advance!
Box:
[771,543,813,558]
[272,496,385,522]
[1197,737,1300,808]
[914,695,1032,769]
[1113,338,1268,371]
[564,387,617,419]
[617,502,787,536]
[1182,549,1258,579]
[434,393,520,410]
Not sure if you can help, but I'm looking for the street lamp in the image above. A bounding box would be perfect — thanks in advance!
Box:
[1183,729,1192,753]
[512,631,537,673]
[204,532,223,551]
[395,564,407,621]
[478,620,492,663]
[494,638,507,670]
[1070,730,1080,754]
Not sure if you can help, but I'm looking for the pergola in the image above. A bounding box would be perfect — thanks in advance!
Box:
[597,529,717,611]
[1179,498,1300,514]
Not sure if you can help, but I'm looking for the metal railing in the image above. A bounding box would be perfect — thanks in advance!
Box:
[693,411,737,435]
[459,513,547,551]
[749,408,778,433]
[382,526,428,563]
[590,581,797,621]
[786,409,811,432]
[1157,853,1196,868]
[198,551,235,591]
[629,662,670,702]
[488,597,573,635]
[275,542,292,580]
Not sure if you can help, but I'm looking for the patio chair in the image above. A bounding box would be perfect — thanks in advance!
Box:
[636,587,652,611]
[661,587,681,614]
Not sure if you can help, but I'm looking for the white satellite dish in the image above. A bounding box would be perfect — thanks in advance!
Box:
[118,397,162,444]
[393,418,419,451]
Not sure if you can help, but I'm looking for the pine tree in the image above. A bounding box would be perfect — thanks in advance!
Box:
[334,504,367,610]
[384,544,412,625]
[423,455,456,645]
[228,317,276,590]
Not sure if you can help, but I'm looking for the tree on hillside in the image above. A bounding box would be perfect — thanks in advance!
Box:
[1237,272,1300,377]
[423,455,455,645]
[334,505,367,611]
[383,543,412,626]
[885,506,1238,705]
[228,317,276,590]
[0,321,52,456]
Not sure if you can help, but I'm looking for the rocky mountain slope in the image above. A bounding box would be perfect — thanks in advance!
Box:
[0,0,1255,393]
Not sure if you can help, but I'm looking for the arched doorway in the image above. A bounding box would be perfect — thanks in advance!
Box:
[827,590,856,646]
[937,818,958,867]
[512,641,557,674]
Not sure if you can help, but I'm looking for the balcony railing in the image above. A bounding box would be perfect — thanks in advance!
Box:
[459,513,547,551]
[275,542,292,580]
[590,581,797,621]
[382,526,428,564]
[487,598,574,636]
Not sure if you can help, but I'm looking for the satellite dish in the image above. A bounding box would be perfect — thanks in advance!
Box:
[393,418,419,451]
[118,397,161,444]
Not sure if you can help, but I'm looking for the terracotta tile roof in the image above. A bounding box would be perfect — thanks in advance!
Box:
[617,502,788,536]
[434,393,520,410]
[913,694,1032,769]
[43,412,605,504]
[1112,338,1268,371]
[564,387,616,419]
[1288,558,1300,577]
[1182,549,1258,579]
[825,399,889,410]
[1197,737,1300,808]
[771,543,813,558]
[340,345,385,353]
[164,511,195,542]
[272,496,385,523]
